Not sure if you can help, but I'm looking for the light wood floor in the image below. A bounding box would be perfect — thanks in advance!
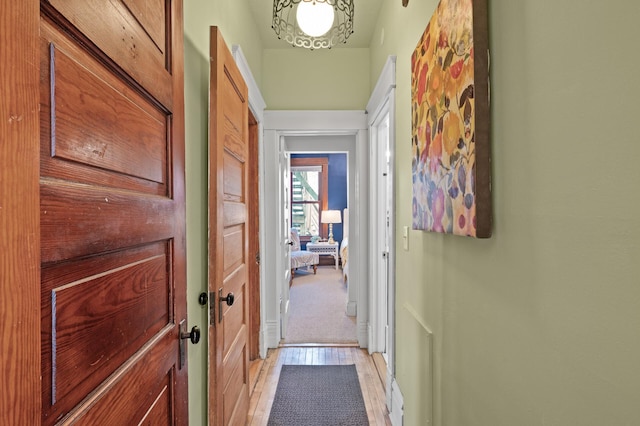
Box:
[247,346,391,425]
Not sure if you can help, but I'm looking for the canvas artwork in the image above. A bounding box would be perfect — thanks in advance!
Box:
[411,0,491,237]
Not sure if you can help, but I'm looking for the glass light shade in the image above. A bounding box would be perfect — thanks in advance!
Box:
[296,1,335,37]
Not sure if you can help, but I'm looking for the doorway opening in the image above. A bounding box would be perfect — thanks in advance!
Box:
[284,152,356,345]
[261,112,369,352]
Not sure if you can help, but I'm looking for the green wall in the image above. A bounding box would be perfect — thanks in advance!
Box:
[262,48,370,110]
[370,1,640,425]
[183,1,263,424]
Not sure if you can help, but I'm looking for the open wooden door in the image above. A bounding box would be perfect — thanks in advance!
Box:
[208,27,251,426]
[38,0,189,423]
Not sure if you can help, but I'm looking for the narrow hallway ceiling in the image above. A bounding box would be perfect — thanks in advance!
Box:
[248,0,384,49]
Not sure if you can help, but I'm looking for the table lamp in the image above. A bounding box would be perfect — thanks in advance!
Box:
[321,210,341,244]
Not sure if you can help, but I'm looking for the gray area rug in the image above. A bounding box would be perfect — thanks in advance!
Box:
[267,365,369,426]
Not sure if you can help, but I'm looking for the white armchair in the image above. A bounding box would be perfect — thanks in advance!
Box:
[290,228,319,281]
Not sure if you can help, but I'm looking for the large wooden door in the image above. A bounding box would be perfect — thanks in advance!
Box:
[38,0,188,424]
[208,27,250,426]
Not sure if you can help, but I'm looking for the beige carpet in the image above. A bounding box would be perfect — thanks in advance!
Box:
[285,266,357,344]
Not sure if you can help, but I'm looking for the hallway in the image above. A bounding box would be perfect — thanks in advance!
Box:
[248,347,391,425]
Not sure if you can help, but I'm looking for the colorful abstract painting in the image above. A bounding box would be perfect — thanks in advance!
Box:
[411,0,491,237]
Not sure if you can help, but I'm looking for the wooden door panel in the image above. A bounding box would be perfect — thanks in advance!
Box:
[223,345,248,426]
[39,19,169,196]
[42,249,169,408]
[49,45,167,183]
[47,0,173,108]
[40,238,175,421]
[122,0,167,50]
[137,374,172,425]
[61,337,176,424]
[221,317,248,426]
[222,272,246,352]
[220,77,247,161]
[224,203,247,227]
[224,153,245,202]
[223,225,245,273]
[40,183,175,263]
[39,1,186,424]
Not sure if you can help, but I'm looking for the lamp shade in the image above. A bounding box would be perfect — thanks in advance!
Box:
[321,210,341,224]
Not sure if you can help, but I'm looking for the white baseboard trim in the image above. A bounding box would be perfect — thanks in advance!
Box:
[386,367,393,409]
[346,301,357,316]
[259,327,268,359]
[389,378,404,426]
[265,320,279,349]
[358,321,368,348]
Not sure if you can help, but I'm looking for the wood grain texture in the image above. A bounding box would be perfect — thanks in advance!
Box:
[224,152,244,202]
[248,112,261,361]
[50,44,167,183]
[39,18,169,196]
[223,225,245,274]
[57,328,176,424]
[168,0,188,422]
[0,1,41,424]
[40,181,176,263]
[40,243,170,417]
[122,0,166,52]
[48,0,173,108]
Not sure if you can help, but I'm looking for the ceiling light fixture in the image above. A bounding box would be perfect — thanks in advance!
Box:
[272,0,355,50]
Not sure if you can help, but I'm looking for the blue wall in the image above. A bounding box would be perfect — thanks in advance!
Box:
[291,153,347,244]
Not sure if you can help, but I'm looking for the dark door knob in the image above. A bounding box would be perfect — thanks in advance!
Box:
[218,290,235,323]
[221,292,235,306]
[180,325,201,344]
[198,292,208,306]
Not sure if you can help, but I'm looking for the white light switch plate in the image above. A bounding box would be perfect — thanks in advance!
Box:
[403,226,409,251]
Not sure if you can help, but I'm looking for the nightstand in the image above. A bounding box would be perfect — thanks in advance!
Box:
[305,242,339,270]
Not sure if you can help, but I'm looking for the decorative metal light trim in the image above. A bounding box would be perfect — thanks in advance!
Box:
[272,0,355,50]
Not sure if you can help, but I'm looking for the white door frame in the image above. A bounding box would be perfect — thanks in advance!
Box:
[369,107,392,356]
[367,56,399,415]
[278,142,291,339]
[231,46,269,358]
[263,111,369,348]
